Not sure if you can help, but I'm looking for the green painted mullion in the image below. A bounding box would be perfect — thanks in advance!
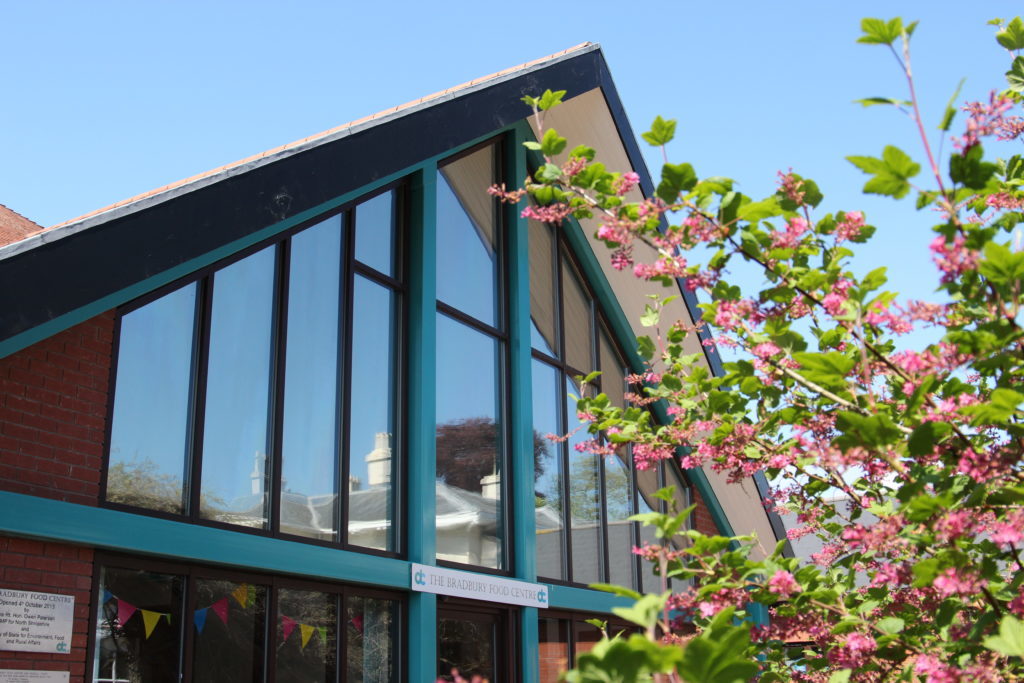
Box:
[506,122,539,683]
[0,491,409,587]
[407,166,438,682]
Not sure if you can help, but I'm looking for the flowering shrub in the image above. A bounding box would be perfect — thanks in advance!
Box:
[505,17,1024,682]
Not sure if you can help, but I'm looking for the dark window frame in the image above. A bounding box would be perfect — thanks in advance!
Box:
[100,180,409,560]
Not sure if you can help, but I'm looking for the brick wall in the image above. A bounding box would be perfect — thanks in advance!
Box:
[0,312,114,505]
[691,487,720,537]
[0,536,93,682]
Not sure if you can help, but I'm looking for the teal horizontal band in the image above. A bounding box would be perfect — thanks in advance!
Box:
[545,582,632,614]
[0,491,409,589]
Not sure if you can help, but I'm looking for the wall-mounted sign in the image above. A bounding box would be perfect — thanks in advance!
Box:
[0,671,69,683]
[0,589,74,654]
[410,563,548,608]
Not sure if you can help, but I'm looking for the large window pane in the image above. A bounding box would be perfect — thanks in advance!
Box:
[355,190,396,277]
[636,465,662,592]
[567,377,602,585]
[200,246,276,528]
[192,579,267,683]
[107,283,197,514]
[605,450,634,588]
[437,146,499,326]
[281,217,342,541]
[562,260,593,374]
[276,588,337,683]
[532,360,565,581]
[347,596,399,682]
[599,327,626,410]
[348,276,397,552]
[435,314,504,569]
[94,566,184,683]
[529,218,558,356]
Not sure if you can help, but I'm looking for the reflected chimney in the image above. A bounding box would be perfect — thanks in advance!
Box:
[366,432,392,488]
[480,472,500,500]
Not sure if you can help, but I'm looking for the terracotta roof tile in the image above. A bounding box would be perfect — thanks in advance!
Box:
[33,42,593,238]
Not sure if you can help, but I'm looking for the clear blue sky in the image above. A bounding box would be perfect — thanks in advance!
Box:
[1,1,1020,307]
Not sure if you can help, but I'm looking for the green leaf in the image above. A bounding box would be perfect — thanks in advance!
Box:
[876,617,905,635]
[642,115,677,146]
[537,89,566,111]
[737,197,782,222]
[997,17,1024,50]
[636,335,656,361]
[1007,56,1024,93]
[950,144,998,189]
[984,615,1024,657]
[590,583,643,601]
[828,670,853,683]
[908,420,952,456]
[979,241,1024,285]
[858,17,907,45]
[540,128,567,157]
[522,141,542,151]
[640,304,660,327]
[854,97,910,108]
[569,144,596,161]
[939,78,966,132]
[847,146,919,199]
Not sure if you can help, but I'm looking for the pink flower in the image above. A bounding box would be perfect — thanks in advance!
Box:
[521,203,574,225]
[615,171,641,196]
[932,568,983,598]
[769,216,810,250]
[835,211,865,242]
[776,170,806,206]
[930,235,979,283]
[767,570,801,598]
[829,632,877,669]
[752,342,782,359]
[956,91,1015,151]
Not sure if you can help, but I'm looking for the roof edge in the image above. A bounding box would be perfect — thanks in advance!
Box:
[0,42,601,263]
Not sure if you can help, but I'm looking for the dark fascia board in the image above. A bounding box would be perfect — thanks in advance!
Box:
[0,45,607,347]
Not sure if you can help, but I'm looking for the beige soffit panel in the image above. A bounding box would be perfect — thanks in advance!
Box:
[530,87,778,557]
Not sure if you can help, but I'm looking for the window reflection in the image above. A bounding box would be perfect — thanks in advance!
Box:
[532,360,565,581]
[200,246,277,528]
[347,596,398,682]
[529,219,558,356]
[355,190,396,277]
[437,146,500,327]
[281,216,342,541]
[192,579,267,683]
[435,313,504,569]
[277,589,337,683]
[567,376,602,585]
[107,283,197,514]
[94,567,184,683]
[562,260,593,374]
[348,276,398,552]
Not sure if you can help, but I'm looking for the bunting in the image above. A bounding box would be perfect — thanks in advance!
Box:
[299,624,315,649]
[102,582,329,657]
[210,598,229,625]
[141,610,161,638]
[231,584,250,608]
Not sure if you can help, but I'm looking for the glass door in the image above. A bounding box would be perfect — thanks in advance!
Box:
[436,602,513,682]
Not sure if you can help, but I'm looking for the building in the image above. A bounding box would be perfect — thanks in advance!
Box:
[0,44,784,682]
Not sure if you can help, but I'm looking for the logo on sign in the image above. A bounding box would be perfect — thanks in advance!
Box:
[537,590,547,604]
[413,570,427,586]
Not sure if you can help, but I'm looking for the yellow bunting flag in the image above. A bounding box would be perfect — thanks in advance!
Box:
[299,624,315,649]
[231,584,249,608]
[141,610,161,639]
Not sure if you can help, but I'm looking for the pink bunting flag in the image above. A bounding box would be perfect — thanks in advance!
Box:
[210,598,229,625]
[281,615,297,642]
[117,599,137,627]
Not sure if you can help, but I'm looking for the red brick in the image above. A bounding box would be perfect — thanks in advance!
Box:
[7,538,45,554]
[5,567,43,584]
[24,555,61,572]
